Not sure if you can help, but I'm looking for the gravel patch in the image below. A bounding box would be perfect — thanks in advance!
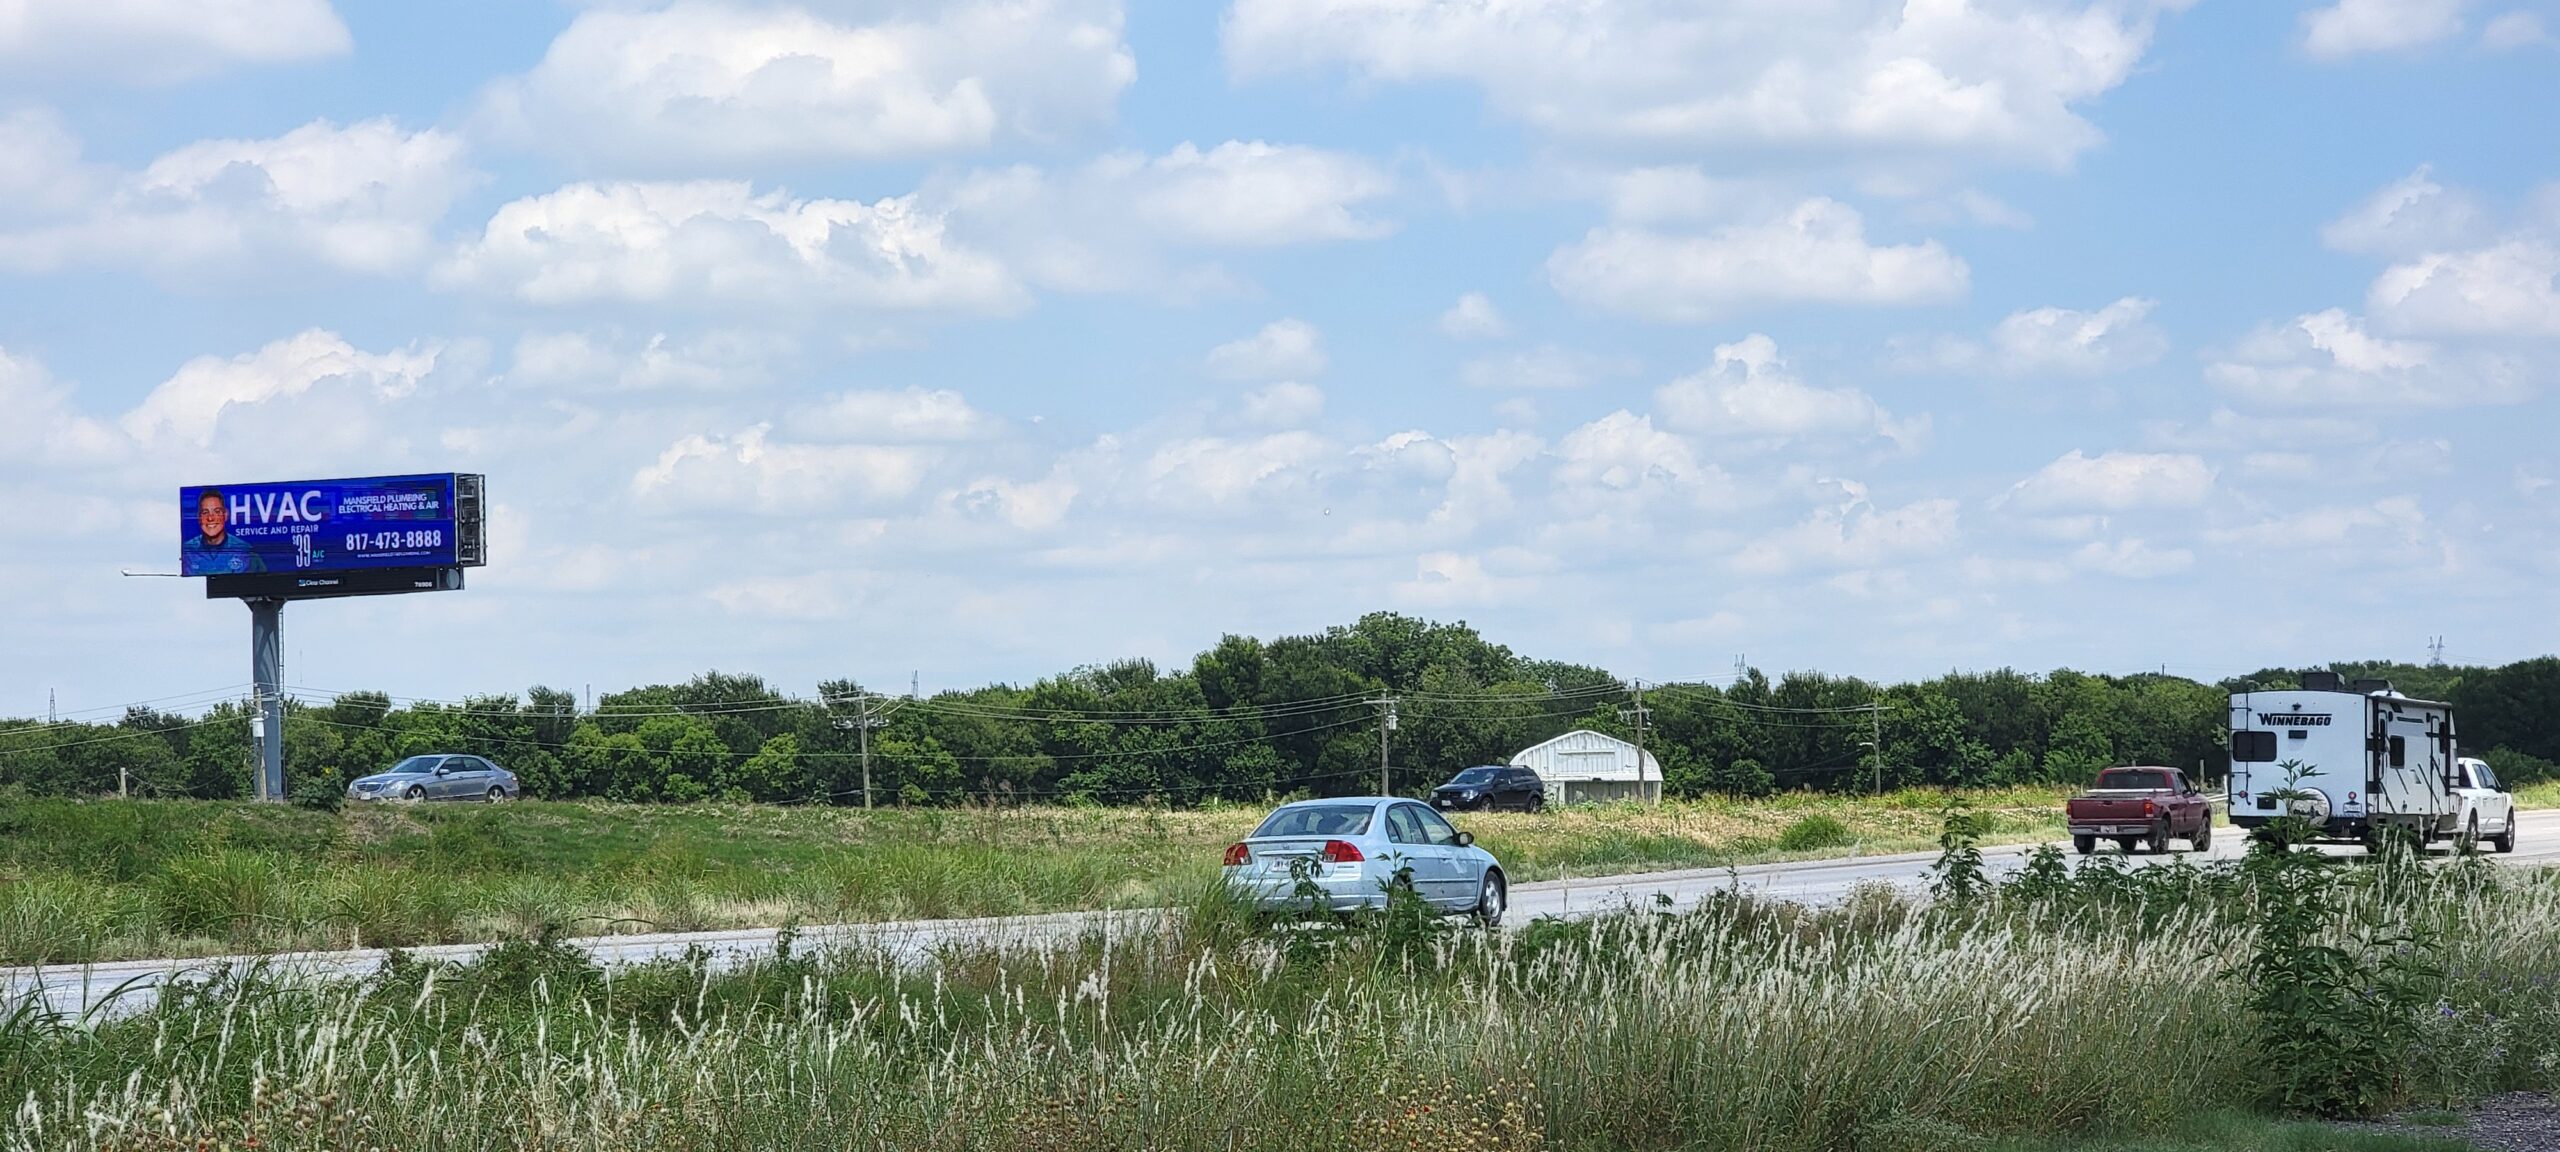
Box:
[2341,1093,2560,1151]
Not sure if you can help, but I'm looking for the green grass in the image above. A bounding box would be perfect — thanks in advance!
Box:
[0,788,2074,964]
[5,843,2554,1152]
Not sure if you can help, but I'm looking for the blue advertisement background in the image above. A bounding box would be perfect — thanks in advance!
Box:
[181,474,458,576]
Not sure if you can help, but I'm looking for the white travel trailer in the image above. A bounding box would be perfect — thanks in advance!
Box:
[2227,671,2460,850]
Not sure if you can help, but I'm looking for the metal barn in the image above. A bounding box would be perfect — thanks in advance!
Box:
[1509,729,1663,805]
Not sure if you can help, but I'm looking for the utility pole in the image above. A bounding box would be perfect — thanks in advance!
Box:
[47,689,55,725]
[829,686,892,809]
[1870,699,1885,797]
[1620,678,1654,804]
[857,693,873,810]
[1374,696,1399,795]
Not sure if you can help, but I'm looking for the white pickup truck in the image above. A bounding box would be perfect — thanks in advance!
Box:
[2450,755,2519,853]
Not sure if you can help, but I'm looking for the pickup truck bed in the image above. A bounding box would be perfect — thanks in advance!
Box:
[2065,767,2212,855]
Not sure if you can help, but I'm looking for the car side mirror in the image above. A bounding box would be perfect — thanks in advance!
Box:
[1454,831,1474,848]
[433,767,450,776]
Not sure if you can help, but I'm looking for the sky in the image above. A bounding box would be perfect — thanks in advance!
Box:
[4,0,2559,720]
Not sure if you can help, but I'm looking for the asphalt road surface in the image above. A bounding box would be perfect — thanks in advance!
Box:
[15,809,2560,1021]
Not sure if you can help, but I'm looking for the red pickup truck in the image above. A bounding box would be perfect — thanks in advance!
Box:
[2065,767,2213,855]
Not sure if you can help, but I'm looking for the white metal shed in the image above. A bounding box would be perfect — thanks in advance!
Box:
[1509,729,1663,805]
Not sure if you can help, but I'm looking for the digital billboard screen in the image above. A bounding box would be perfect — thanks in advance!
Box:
[180,474,483,577]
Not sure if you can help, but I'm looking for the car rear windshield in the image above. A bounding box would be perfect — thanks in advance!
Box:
[1450,768,1498,785]
[1253,804,1375,838]
[2097,770,2170,790]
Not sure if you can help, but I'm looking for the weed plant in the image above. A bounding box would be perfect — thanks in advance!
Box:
[0,789,2076,964]
[7,805,2559,1152]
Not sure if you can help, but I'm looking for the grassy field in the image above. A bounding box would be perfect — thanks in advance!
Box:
[0,788,2071,965]
[4,833,2553,1152]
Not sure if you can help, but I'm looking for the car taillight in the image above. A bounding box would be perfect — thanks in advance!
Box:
[2143,799,2157,817]
[1223,843,1249,867]
[1321,839,1365,864]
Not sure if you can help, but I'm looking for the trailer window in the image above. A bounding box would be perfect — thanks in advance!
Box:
[2388,736,2407,767]
[2231,731,2277,763]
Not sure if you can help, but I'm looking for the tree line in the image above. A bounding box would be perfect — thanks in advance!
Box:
[5,613,2556,806]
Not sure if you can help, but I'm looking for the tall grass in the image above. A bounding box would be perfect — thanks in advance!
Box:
[0,789,2075,965]
[6,845,2557,1151]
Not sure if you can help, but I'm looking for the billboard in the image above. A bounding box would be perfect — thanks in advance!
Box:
[180,474,485,577]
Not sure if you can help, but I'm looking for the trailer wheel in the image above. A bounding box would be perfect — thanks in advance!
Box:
[2072,835,2094,855]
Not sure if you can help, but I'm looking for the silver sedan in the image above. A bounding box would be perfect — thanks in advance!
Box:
[1222,796,1507,924]
[347,754,521,802]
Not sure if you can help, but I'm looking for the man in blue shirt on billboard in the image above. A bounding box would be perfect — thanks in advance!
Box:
[183,488,266,575]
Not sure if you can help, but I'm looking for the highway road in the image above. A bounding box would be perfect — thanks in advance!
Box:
[14,809,2560,1021]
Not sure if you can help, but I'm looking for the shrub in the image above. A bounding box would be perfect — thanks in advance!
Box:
[1777,814,1852,852]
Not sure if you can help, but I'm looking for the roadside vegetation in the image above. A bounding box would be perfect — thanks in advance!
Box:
[0,788,2073,965]
[8,615,2556,812]
[6,808,2555,1152]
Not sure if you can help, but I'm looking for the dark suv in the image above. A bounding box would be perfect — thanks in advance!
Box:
[1430,765,1546,813]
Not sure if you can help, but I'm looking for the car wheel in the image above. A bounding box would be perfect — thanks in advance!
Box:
[2114,837,2136,854]
[2191,820,2211,852]
[487,785,507,803]
[1474,872,1506,928]
[2493,816,2517,854]
[1525,794,1544,815]
[405,785,426,801]
[2149,820,2173,854]
[2459,813,2480,854]
[2072,835,2094,855]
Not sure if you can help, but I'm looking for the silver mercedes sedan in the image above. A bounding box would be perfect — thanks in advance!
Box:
[1222,796,1507,925]
[347,754,521,802]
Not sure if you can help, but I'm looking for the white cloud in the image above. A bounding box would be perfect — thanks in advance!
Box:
[948,141,1395,292]
[0,118,472,275]
[2368,240,2560,338]
[481,0,1133,168]
[706,572,850,620]
[1547,199,1967,322]
[633,424,936,515]
[1987,297,2167,375]
[2301,0,2472,58]
[1241,381,1326,428]
[951,465,1080,531]
[2204,497,2438,561]
[121,329,437,448]
[0,346,121,466]
[1143,431,1331,508]
[1438,292,1506,340]
[0,0,349,84]
[507,329,782,392]
[1735,492,1961,576]
[2069,538,2193,578]
[797,387,993,442]
[2003,449,2213,512]
[1655,334,1914,446]
[1549,411,1730,511]
[2481,10,2554,49]
[1395,551,1530,606]
[2206,309,2532,407]
[1916,297,2167,376]
[1460,345,1631,391]
[1224,0,2186,170]
[2322,166,2488,257]
[439,181,1018,311]
[1207,319,1327,380]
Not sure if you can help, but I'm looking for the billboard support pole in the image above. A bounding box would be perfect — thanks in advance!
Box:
[249,598,285,802]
